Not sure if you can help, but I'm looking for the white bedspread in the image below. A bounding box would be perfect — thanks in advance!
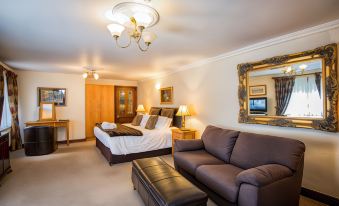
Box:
[94,124,174,155]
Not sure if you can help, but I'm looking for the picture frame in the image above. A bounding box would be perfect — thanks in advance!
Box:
[160,87,173,104]
[38,87,67,106]
[249,85,266,96]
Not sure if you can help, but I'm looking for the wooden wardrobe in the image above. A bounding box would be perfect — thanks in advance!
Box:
[85,85,114,139]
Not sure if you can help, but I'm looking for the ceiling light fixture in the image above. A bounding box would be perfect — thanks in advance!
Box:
[282,64,307,76]
[82,70,100,80]
[106,1,159,52]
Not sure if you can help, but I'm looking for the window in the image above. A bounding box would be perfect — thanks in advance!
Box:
[284,74,323,118]
[1,71,12,130]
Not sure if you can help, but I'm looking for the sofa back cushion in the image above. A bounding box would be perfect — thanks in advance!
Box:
[230,132,305,171]
[201,125,239,163]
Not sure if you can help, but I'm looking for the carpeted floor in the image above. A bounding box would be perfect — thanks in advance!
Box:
[0,141,326,206]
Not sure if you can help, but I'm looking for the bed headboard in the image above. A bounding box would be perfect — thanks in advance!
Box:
[150,107,182,128]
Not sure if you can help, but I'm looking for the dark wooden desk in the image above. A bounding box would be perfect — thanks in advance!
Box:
[25,120,70,145]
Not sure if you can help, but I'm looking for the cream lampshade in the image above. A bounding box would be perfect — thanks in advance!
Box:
[176,105,191,130]
[136,104,146,114]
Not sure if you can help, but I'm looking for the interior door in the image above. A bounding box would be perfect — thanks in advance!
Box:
[114,86,137,124]
[85,85,114,139]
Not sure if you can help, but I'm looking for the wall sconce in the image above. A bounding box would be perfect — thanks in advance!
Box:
[155,83,161,90]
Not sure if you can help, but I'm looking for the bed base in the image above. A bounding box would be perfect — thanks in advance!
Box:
[95,138,172,165]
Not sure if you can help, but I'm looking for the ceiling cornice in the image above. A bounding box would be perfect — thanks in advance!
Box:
[0,61,16,73]
[140,18,339,82]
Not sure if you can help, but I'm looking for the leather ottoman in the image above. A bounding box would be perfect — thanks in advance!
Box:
[132,157,207,206]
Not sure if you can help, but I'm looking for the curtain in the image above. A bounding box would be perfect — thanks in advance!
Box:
[284,75,323,117]
[1,71,12,129]
[0,69,4,124]
[7,72,22,150]
[315,73,321,97]
[274,76,295,116]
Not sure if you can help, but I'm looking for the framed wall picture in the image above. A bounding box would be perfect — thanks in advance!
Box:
[160,87,173,104]
[249,85,266,96]
[38,87,67,106]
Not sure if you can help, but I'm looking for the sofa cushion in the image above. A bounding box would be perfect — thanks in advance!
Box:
[201,125,239,163]
[174,150,224,175]
[230,132,305,171]
[196,164,243,203]
[236,164,293,187]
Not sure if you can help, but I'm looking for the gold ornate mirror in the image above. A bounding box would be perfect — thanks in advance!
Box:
[238,43,338,132]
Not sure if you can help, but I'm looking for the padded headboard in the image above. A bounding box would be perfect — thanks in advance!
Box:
[150,107,182,128]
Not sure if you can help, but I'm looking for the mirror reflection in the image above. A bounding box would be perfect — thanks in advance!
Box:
[248,59,323,118]
[41,103,54,120]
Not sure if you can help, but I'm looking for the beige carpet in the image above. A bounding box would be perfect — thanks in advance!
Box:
[0,141,325,206]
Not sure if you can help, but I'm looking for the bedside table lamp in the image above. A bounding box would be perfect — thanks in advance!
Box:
[136,104,146,114]
[176,105,191,130]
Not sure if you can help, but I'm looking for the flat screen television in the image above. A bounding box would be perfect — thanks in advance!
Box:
[249,97,267,112]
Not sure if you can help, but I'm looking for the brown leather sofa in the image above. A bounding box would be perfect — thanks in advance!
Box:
[174,125,305,206]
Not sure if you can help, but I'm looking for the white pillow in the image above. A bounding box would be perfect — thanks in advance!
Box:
[155,116,168,129]
[140,114,150,128]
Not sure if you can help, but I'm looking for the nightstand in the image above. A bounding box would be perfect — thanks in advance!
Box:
[171,129,196,156]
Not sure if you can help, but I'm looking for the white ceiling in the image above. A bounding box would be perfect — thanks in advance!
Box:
[1,0,339,80]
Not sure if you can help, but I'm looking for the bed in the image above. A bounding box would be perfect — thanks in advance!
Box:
[95,107,182,165]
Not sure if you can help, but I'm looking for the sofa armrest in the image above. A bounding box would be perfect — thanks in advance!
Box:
[174,139,204,152]
[236,164,293,187]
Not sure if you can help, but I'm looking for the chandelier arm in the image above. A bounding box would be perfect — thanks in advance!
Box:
[115,35,131,48]
[137,41,149,52]
[135,29,149,52]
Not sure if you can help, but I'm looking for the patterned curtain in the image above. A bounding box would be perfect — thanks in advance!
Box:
[315,73,321,97]
[274,76,295,116]
[7,72,22,150]
[0,69,4,124]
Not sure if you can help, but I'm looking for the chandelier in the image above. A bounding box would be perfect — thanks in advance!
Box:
[82,70,99,80]
[106,1,159,52]
[282,64,307,75]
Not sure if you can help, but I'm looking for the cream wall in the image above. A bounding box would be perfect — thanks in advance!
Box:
[17,71,86,141]
[16,73,138,142]
[85,78,138,86]
[138,27,339,197]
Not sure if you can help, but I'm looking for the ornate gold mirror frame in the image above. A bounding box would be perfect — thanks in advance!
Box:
[238,43,338,132]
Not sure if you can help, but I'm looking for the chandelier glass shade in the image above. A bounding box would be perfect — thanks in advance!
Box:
[106,2,159,52]
[282,64,308,75]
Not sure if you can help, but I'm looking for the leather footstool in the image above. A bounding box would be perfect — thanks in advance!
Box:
[132,157,207,206]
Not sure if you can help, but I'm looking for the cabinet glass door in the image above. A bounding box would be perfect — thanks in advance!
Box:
[115,86,137,123]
